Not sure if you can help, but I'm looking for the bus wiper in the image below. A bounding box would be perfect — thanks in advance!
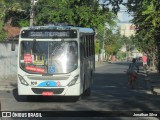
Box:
[42,73,53,76]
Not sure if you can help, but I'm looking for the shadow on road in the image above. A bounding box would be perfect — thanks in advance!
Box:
[89,72,160,111]
[9,62,160,113]
[110,61,130,66]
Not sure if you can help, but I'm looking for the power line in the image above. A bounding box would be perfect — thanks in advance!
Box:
[118,21,132,23]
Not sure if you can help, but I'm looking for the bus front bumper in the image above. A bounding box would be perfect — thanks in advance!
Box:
[18,83,81,96]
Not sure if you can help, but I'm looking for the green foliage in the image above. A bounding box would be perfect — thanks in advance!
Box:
[95,41,100,54]
[0,0,119,42]
[104,29,122,55]
[0,30,7,41]
[34,0,119,58]
[117,51,126,61]
[100,0,123,14]
[0,0,30,40]
[1,0,30,24]
[0,20,6,41]
[18,20,29,27]
[105,45,115,55]
[127,0,160,69]
[34,0,116,29]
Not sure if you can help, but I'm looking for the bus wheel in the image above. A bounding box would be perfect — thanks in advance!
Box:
[83,87,91,96]
[91,71,94,83]
[77,95,82,101]
[82,77,91,97]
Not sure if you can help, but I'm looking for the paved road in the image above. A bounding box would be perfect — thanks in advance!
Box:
[0,62,160,120]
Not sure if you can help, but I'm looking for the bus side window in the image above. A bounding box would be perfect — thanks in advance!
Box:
[89,36,91,56]
[90,36,93,56]
[84,36,87,58]
[87,35,90,57]
[92,35,95,55]
[86,36,88,57]
[90,35,93,56]
[80,37,85,61]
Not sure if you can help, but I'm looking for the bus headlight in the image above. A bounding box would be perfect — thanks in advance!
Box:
[18,74,29,86]
[68,75,79,87]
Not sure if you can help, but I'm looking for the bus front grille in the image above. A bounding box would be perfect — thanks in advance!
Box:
[31,88,64,94]
[27,76,69,80]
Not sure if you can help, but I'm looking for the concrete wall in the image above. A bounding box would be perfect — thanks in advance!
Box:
[95,54,98,61]
[0,42,18,80]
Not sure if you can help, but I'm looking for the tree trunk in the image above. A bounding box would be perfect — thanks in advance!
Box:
[150,53,156,71]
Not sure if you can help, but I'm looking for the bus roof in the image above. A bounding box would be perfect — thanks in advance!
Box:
[21,25,94,34]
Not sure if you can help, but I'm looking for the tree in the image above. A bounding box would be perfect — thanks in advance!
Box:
[34,0,118,63]
[0,0,8,40]
[99,0,123,13]
[0,0,120,45]
[0,0,30,26]
[0,0,30,40]
[101,28,123,61]
[126,0,160,70]
[34,0,116,29]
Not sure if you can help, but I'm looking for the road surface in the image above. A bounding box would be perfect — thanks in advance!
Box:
[0,62,160,120]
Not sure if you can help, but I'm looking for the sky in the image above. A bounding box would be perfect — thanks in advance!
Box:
[99,0,133,24]
[117,4,133,24]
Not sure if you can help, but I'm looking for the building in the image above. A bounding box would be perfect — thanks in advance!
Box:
[120,24,136,37]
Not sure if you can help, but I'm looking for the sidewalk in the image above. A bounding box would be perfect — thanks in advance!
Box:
[0,80,17,91]
[144,70,160,95]
[0,75,17,91]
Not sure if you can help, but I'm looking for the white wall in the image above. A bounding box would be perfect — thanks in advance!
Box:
[0,42,18,80]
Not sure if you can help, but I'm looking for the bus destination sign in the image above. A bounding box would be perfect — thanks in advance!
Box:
[21,30,77,38]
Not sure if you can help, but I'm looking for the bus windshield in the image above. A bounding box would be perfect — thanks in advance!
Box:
[20,41,78,74]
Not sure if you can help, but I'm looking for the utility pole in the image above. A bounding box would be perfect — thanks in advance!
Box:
[102,25,106,62]
[30,0,35,26]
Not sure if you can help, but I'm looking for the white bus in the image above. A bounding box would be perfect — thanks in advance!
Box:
[16,25,95,99]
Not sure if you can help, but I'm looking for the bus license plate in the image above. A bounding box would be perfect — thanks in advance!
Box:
[42,92,53,96]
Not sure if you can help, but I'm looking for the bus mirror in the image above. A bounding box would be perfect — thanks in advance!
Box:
[11,41,15,51]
